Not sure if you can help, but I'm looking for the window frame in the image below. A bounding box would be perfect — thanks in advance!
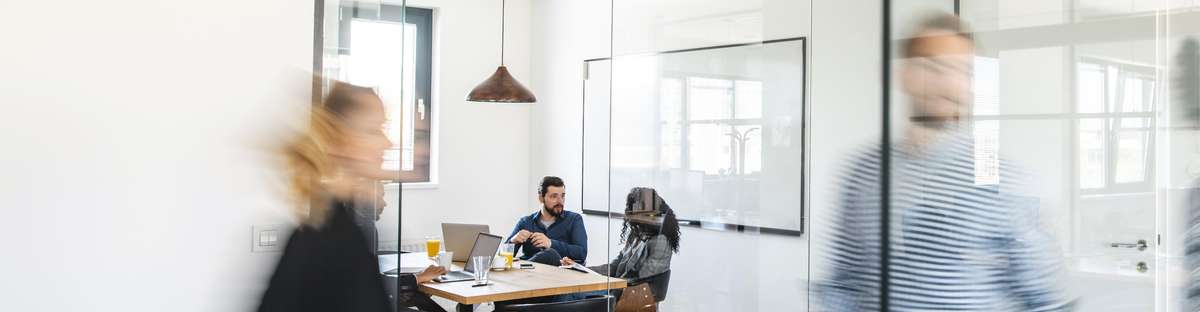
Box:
[337,4,438,186]
[969,56,1158,195]
[660,74,766,176]
[1075,57,1157,195]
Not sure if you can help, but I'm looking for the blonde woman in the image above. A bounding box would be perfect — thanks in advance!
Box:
[258,82,446,312]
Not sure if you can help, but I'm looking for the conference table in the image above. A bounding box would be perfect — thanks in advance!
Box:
[386,252,627,312]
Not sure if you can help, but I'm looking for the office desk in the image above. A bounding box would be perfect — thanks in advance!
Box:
[386,253,627,312]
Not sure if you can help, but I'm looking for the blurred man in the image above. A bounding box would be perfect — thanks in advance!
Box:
[1178,37,1200,312]
[506,176,588,265]
[818,13,1072,311]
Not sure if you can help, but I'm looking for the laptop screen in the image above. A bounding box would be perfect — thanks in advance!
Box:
[464,233,502,273]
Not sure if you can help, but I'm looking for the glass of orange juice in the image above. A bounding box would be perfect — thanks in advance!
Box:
[425,236,441,258]
[499,243,515,269]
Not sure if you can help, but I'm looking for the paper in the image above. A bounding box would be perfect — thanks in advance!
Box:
[379,253,437,274]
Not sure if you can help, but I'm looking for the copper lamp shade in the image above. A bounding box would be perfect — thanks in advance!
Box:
[466,65,536,103]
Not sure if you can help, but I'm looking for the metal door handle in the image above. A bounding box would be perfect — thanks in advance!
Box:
[418,98,427,120]
[1109,239,1148,251]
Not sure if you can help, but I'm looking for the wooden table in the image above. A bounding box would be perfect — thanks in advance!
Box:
[411,256,626,311]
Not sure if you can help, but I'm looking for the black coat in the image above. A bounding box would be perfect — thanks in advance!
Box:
[257,200,393,312]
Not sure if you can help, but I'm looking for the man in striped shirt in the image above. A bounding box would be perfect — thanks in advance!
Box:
[818,13,1072,311]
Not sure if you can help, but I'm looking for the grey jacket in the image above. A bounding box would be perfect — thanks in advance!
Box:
[609,234,672,280]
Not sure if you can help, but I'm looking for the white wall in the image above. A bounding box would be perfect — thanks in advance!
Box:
[528,0,610,218]
[0,0,311,311]
[383,0,537,247]
[529,0,886,310]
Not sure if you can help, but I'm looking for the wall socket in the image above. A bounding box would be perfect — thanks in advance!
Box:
[252,224,287,253]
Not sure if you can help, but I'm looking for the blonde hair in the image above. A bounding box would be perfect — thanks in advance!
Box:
[281,107,344,226]
[282,82,382,226]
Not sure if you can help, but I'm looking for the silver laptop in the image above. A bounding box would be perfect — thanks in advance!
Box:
[436,233,502,283]
[442,223,490,262]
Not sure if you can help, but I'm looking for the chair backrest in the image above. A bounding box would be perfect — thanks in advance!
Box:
[499,295,613,312]
[638,270,671,302]
[615,283,656,312]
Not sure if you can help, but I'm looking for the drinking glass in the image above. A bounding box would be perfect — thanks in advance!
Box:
[499,243,515,269]
[471,256,491,285]
[437,251,453,268]
[425,236,441,258]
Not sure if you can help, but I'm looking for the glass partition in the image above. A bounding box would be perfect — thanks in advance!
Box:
[874,1,1198,310]
[583,1,814,311]
[308,0,1200,310]
[586,39,807,236]
[315,0,409,309]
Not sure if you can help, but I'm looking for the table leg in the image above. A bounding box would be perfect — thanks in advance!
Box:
[455,303,473,312]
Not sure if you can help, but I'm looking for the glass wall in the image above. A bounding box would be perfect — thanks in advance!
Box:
[583,1,815,311]
[311,0,1200,311]
[863,1,1199,311]
[315,0,408,307]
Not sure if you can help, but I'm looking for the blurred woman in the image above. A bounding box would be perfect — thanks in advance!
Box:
[258,82,446,312]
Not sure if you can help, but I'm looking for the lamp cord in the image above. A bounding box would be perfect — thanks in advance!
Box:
[500,0,506,65]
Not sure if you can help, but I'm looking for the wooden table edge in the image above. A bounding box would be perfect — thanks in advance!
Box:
[418,279,629,305]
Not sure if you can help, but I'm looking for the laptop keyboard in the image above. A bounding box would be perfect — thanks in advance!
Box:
[446,271,473,279]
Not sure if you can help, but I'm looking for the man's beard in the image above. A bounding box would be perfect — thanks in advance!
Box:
[543,204,564,218]
[910,94,967,130]
[910,115,959,130]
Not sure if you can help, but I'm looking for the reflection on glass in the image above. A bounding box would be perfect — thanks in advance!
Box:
[687,124,731,175]
[1075,58,1157,192]
[686,77,734,120]
[735,80,764,119]
[1079,118,1106,189]
[660,78,684,169]
[676,77,767,176]
[1114,118,1150,184]
[1122,77,1143,113]
[973,56,1000,185]
[1078,63,1105,114]
[604,38,805,232]
[734,125,763,175]
[973,120,1000,185]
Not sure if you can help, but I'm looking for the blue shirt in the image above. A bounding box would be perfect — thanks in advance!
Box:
[506,210,588,263]
[819,132,1072,311]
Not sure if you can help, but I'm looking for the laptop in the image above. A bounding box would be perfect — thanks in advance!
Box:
[435,233,502,283]
[441,223,490,262]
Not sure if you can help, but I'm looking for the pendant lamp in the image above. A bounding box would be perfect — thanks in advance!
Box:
[466,0,537,103]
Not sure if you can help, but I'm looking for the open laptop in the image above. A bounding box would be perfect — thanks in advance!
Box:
[441,223,490,262]
[435,233,502,283]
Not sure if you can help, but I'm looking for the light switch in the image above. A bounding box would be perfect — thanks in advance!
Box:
[252,224,286,253]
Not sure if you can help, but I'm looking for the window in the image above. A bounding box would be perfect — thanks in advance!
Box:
[973,56,1001,186]
[335,5,435,183]
[1075,59,1155,194]
[968,56,1157,193]
[660,76,764,176]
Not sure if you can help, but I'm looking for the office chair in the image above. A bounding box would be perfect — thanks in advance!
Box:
[638,270,671,303]
[597,270,672,312]
[496,295,614,312]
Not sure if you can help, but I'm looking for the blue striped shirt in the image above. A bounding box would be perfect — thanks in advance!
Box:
[818,132,1072,311]
[1186,184,1200,312]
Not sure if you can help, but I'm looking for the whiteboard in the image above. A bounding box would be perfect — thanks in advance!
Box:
[582,38,807,234]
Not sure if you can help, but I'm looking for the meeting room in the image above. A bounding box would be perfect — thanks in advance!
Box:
[5,0,1200,311]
